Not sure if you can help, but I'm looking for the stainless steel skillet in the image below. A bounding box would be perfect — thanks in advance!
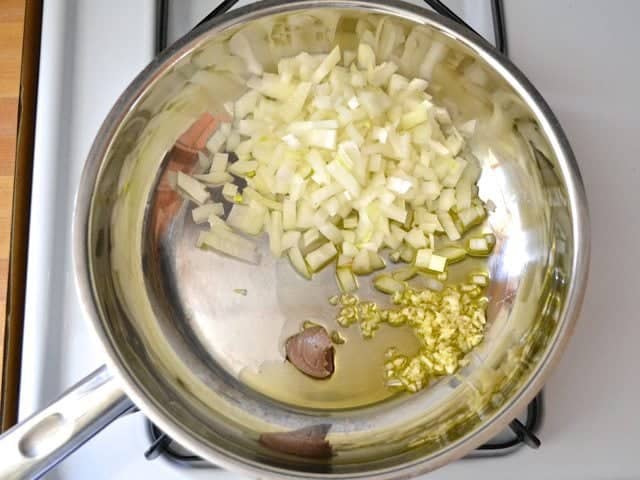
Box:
[0,1,589,478]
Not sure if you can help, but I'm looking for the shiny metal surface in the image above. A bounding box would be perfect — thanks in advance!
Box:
[5,0,590,478]
[0,367,131,479]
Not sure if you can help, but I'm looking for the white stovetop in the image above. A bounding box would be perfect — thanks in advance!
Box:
[19,1,639,479]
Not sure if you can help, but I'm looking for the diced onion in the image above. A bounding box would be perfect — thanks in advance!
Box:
[198,152,211,170]
[373,274,404,294]
[369,251,386,271]
[192,203,224,224]
[391,267,417,281]
[281,230,301,251]
[352,248,372,275]
[208,214,232,231]
[438,212,461,241]
[414,248,432,270]
[288,246,311,279]
[198,231,259,264]
[336,267,358,293]
[210,153,229,172]
[193,171,233,186]
[226,202,265,235]
[305,242,338,272]
[173,40,493,288]
[405,228,428,249]
[177,172,209,205]
[434,246,467,264]
[467,235,495,256]
[206,124,231,153]
[222,182,239,201]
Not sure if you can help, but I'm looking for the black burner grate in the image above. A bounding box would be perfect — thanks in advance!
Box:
[144,393,542,466]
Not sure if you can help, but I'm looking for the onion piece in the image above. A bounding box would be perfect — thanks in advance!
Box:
[206,124,230,154]
[392,267,417,281]
[235,90,261,120]
[342,241,358,257]
[352,249,371,276]
[312,46,341,84]
[210,153,229,172]
[281,230,301,251]
[198,152,211,170]
[193,171,233,186]
[326,160,361,197]
[208,214,232,231]
[226,202,266,235]
[305,242,338,272]
[426,254,447,273]
[467,236,493,256]
[373,275,404,294]
[243,187,282,211]
[336,267,358,293]
[469,271,489,286]
[434,246,467,264]
[281,82,313,121]
[222,182,240,202]
[369,251,386,271]
[192,203,224,224]
[285,249,309,281]
[399,245,416,263]
[282,199,297,230]
[269,211,283,256]
[176,172,209,205]
[405,228,428,249]
[198,231,259,264]
[228,159,258,176]
[357,43,376,70]
[318,221,343,244]
[438,212,461,241]
[337,254,353,268]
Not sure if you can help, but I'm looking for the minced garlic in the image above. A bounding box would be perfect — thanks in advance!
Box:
[334,284,488,393]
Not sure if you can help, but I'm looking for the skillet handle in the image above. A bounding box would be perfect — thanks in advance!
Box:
[0,366,132,480]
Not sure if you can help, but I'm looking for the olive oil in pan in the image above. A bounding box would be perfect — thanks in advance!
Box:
[240,322,419,410]
[239,232,492,410]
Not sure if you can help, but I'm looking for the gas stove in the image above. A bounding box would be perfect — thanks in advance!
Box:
[19,0,639,479]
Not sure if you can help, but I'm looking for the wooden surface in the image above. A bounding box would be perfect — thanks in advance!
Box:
[0,0,25,390]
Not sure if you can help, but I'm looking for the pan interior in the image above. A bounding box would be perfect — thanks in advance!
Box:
[86,3,578,476]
